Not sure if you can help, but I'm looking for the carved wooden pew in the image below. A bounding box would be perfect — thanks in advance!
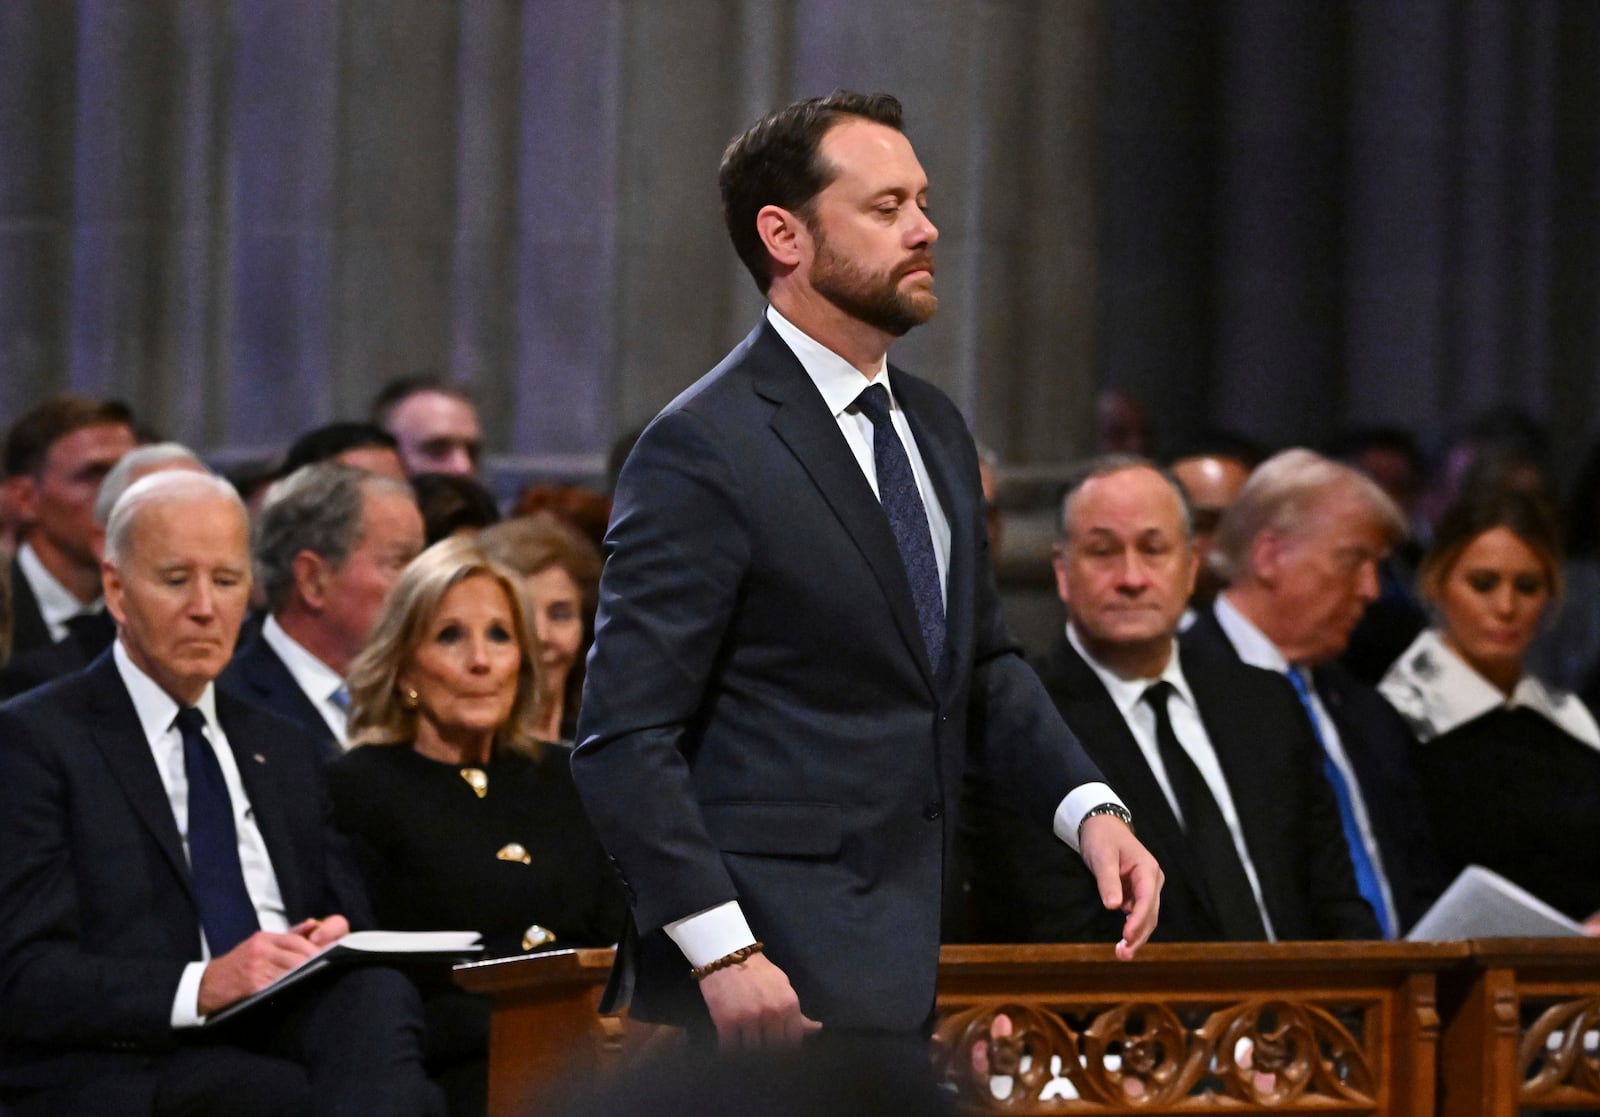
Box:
[456,941,1468,1116]
[931,942,1464,1114]
[1436,937,1600,1116]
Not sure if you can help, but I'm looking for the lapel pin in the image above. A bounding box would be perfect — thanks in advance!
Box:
[252,753,267,765]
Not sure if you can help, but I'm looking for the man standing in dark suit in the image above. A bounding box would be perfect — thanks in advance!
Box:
[572,92,1162,1049]
[965,457,1378,943]
[221,463,424,758]
[2,395,136,659]
[1185,448,1444,936]
[0,471,438,1117]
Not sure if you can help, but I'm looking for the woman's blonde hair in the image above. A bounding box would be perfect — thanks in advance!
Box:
[346,534,541,755]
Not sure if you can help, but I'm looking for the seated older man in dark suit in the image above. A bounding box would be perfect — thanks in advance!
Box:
[1184,448,1444,936]
[221,463,423,758]
[964,457,1379,943]
[0,471,438,1117]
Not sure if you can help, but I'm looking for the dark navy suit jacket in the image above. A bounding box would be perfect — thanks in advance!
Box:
[5,555,53,659]
[0,610,115,701]
[219,632,342,761]
[572,319,1105,1030]
[0,650,371,1099]
[964,635,1378,943]
[1184,606,1445,932]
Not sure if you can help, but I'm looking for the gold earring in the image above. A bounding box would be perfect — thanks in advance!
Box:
[401,687,419,709]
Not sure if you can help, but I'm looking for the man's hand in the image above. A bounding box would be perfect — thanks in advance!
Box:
[1079,814,1163,960]
[197,915,351,1016]
[698,951,823,1049]
[289,914,350,948]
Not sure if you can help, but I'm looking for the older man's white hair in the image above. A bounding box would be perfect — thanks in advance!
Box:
[104,471,246,569]
[1208,448,1408,585]
[92,442,208,528]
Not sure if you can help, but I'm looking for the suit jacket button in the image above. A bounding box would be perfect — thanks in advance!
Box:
[923,801,943,821]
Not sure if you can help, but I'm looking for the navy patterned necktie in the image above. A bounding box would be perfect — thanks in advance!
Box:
[855,383,945,670]
[175,706,259,955]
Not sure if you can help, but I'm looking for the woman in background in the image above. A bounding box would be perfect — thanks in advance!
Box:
[1379,487,1600,929]
[330,535,623,1116]
[479,513,601,742]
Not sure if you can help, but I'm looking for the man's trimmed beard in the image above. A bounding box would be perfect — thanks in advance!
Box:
[808,225,938,337]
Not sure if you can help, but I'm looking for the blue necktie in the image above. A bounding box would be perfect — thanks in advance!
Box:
[855,383,945,671]
[176,706,259,955]
[1285,668,1394,938]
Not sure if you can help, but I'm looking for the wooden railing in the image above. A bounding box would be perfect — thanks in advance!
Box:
[929,942,1463,1114]
[1437,938,1600,1116]
[453,939,1600,1117]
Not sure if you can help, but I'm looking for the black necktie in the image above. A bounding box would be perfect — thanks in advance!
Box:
[855,383,945,671]
[175,706,259,955]
[1142,681,1267,939]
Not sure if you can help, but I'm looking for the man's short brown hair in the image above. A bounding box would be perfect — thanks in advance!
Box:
[719,91,905,294]
[3,395,135,479]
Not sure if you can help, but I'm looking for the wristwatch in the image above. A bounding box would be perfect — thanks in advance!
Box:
[1079,802,1135,841]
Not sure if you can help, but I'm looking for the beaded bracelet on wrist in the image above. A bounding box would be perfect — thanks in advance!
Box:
[691,941,765,981]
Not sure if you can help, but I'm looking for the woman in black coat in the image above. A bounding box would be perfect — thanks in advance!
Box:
[1380,488,1600,929]
[329,536,624,1117]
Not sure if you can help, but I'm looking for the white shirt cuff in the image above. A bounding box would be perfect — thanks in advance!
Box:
[1053,782,1126,853]
[170,961,209,1029]
[663,901,758,970]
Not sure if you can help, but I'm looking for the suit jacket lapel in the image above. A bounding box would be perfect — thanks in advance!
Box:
[8,556,52,653]
[241,640,339,758]
[83,655,195,903]
[1043,639,1222,930]
[219,695,304,918]
[1180,646,1290,929]
[750,324,938,690]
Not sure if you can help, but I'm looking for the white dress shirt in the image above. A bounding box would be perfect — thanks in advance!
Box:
[16,540,100,643]
[113,641,289,1027]
[664,307,1122,969]
[1212,592,1400,934]
[1067,625,1277,939]
[261,615,350,747]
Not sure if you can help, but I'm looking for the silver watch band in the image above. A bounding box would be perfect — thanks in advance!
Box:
[1079,801,1135,839]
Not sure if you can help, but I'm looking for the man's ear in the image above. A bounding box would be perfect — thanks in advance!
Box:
[756,204,807,275]
[1180,544,1200,600]
[102,559,126,627]
[291,550,330,611]
[10,475,39,526]
[1052,546,1072,607]
[1250,529,1282,587]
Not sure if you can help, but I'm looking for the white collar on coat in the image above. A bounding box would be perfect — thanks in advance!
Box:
[1378,629,1600,751]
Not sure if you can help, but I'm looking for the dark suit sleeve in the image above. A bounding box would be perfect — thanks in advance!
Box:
[957,445,1104,831]
[959,781,1123,942]
[0,707,186,1046]
[571,408,750,934]
[318,781,375,931]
